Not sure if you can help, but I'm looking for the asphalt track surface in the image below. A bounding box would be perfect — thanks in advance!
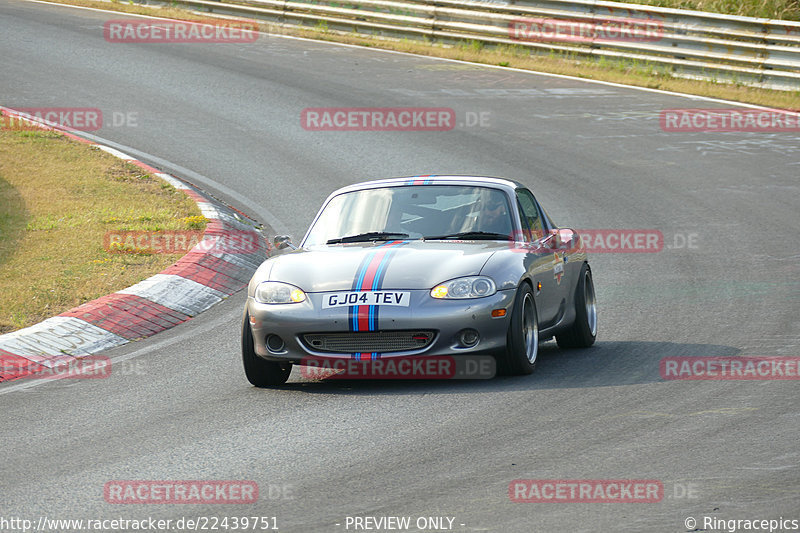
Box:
[1,1,799,531]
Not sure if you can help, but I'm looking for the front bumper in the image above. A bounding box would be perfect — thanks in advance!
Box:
[246,289,514,362]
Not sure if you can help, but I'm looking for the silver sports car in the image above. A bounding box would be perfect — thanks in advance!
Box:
[242,176,597,386]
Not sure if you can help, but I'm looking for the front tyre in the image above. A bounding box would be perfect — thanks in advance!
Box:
[242,311,292,387]
[497,282,539,376]
[556,263,597,349]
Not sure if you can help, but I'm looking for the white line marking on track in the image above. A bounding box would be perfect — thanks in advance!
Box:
[24,0,800,117]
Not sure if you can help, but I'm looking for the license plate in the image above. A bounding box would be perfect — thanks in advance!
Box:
[322,291,411,309]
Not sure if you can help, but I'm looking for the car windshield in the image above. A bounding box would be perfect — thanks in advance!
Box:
[304,185,514,246]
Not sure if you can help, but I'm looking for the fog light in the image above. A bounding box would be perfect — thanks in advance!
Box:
[459,329,480,348]
[266,334,285,353]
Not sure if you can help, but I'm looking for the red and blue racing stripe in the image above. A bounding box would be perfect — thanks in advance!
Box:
[349,240,408,359]
[405,175,435,186]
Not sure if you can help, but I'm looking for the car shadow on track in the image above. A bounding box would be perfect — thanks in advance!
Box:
[269,340,740,395]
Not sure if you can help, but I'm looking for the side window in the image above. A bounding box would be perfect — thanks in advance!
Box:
[516,189,544,241]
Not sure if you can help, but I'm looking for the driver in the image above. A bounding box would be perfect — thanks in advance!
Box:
[479,196,512,236]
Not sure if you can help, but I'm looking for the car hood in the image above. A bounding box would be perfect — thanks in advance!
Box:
[264,240,506,291]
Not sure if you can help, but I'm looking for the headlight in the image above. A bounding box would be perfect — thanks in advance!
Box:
[255,281,306,304]
[431,276,496,299]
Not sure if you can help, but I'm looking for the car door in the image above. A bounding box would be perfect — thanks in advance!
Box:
[516,188,565,327]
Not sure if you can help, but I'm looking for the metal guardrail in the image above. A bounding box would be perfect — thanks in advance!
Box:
[159,0,800,90]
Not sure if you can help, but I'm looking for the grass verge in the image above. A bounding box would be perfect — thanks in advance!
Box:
[612,0,800,21]
[39,0,800,110]
[0,114,206,334]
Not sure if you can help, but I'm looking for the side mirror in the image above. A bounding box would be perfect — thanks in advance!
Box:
[557,228,579,249]
[540,229,574,250]
[552,230,563,249]
[529,230,551,250]
[273,235,297,250]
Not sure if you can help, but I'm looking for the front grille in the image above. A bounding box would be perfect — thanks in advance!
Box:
[301,330,435,354]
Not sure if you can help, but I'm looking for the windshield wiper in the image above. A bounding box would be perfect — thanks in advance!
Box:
[424,231,510,241]
[327,232,409,244]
